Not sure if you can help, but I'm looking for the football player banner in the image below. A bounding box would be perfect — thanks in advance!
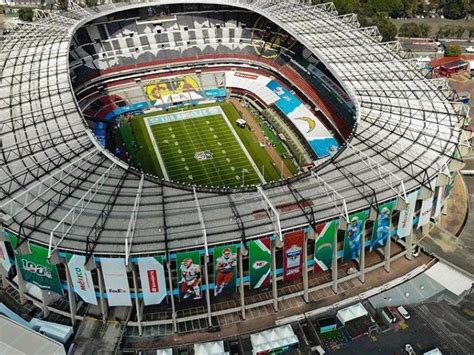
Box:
[138,256,167,305]
[342,210,367,262]
[0,241,12,273]
[397,191,418,238]
[101,258,132,307]
[249,237,272,289]
[66,254,97,305]
[283,230,304,281]
[176,251,202,301]
[213,245,237,297]
[13,242,63,296]
[314,220,338,272]
[369,201,395,251]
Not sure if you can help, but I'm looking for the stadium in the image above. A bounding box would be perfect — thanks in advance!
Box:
[0,0,471,351]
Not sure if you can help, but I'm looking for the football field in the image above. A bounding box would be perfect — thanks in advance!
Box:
[143,106,264,187]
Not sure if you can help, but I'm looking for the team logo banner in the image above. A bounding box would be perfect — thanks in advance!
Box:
[0,241,12,273]
[15,244,63,295]
[369,201,395,251]
[283,230,304,281]
[176,251,202,301]
[397,191,418,238]
[249,237,272,289]
[67,254,97,305]
[343,210,367,262]
[417,196,434,228]
[101,258,132,307]
[314,221,338,272]
[138,256,167,305]
[213,245,237,297]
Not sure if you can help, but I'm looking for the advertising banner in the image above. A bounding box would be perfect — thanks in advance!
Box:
[16,244,63,295]
[369,201,395,251]
[101,258,132,307]
[397,191,418,238]
[434,187,444,218]
[0,241,12,273]
[249,237,272,289]
[314,220,338,272]
[67,254,97,305]
[417,196,434,228]
[213,245,237,297]
[283,230,304,281]
[343,210,367,262]
[138,256,167,306]
[176,251,202,301]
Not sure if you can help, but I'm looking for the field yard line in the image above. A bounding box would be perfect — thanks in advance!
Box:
[144,118,169,180]
[218,106,266,184]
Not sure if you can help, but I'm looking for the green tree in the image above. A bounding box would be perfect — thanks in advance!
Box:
[333,0,358,15]
[57,0,68,11]
[18,8,34,22]
[398,23,421,37]
[442,0,467,19]
[445,44,462,56]
[372,13,398,42]
[419,23,432,37]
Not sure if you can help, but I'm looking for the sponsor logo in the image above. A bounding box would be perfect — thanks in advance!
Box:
[74,267,88,291]
[22,260,52,279]
[147,270,159,293]
[286,268,300,276]
[108,288,127,293]
[252,260,268,270]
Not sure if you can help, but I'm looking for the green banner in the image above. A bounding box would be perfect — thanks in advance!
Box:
[369,201,395,251]
[249,237,272,289]
[213,244,237,297]
[314,220,338,271]
[13,242,63,295]
[176,250,202,301]
[343,210,367,262]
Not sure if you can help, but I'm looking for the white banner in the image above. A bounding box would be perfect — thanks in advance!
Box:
[397,191,418,238]
[434,187,444,218]
[417,196,434,228]
[101,258,132,307]
[67,255,97,305]
[138,257,167,306]
[0,241,12,272]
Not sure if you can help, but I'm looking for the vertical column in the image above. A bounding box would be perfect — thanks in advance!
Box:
[166,260,177,333]
[131,266,142,336]
[384,236,391,273]
[405,230,414,260]
[97,263,108,321]
[203,254,213,327]
[302,233,309,303]
[359,236,366,283]
[271,239,278,312]
[15,241,30,305]
[40,290,50,318]
[1,266,7,289]
[239,243,246,320]
[331,230,338,294]
[64,262,77,326]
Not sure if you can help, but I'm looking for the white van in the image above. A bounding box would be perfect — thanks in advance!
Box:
[397,306,410,320]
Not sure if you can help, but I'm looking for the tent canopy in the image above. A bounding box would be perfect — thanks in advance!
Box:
[250,324,299,354]
[336,303,368,325]
[194,340,228,355]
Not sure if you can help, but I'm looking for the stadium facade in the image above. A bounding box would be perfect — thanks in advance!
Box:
[0,0,471,335]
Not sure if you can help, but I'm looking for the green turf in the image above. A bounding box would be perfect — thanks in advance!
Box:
[146,109,262,187]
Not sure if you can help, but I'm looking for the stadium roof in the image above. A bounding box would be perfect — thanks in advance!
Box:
[0,0,470,257]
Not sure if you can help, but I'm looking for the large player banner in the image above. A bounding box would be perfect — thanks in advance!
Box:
[314,220,338,272]
[249,237,272,289]
[213,245,237,297]
[67,254,97,305]
[176,251,202,301]
[369,201,395,251]
[101,258,132,307]
[0,241,12,273]
[138,256,167,305]
[417,196,434,228]
[397,191,418,238]
[434,187,444,218]
[15,244,63,295]
[343,210,367,262]
[283,230,304,281]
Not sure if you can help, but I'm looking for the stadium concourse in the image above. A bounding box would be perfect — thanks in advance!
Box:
[0,0,471,351]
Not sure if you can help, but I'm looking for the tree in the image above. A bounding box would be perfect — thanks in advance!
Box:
[372,13,398,42]
[445,44,462,56]
[57,0,68,11]
[442,0,467,19]
[418,23,432,37]
[333,0,358,15]
[18,8,34,22]
[398,23,421,37]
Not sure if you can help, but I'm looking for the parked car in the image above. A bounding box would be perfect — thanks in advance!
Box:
[397,306,411,320]
[465,46,474,53]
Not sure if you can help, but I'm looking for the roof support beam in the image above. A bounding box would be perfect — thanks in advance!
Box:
[125,174,144,265]
[256,186,282,244]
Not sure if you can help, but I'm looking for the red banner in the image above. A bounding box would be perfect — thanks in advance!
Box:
[283,230,305,281]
